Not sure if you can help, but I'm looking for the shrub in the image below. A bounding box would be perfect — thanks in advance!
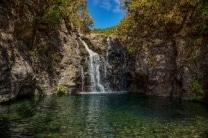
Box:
[57,84,67,94]
[43,5,64,26]
[191,80,204,101]
[127,47,137,55]
[91,26,115,35]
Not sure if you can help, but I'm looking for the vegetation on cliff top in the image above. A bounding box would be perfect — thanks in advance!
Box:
[90,26,116,35]
[13,0,93,31]
[116,0,208,44]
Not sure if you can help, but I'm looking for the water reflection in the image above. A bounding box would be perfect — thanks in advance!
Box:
[0,94,208,137]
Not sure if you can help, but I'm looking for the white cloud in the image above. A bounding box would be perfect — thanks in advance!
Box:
[92,0,99,5]
[113,5,122,13]
[92,0,111,10]
[114,0,120,4]
[113,0,123,13]
[101,0,112,10]
[92,0,122,13]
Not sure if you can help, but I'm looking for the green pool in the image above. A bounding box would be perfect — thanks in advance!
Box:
[0,94,208,137]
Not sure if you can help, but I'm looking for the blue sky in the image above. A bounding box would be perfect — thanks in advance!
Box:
[87,0,125,28]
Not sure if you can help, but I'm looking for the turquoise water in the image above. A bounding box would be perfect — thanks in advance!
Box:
[0,94,208,137]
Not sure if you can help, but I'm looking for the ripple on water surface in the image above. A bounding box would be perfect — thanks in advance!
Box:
[0,94,208,137]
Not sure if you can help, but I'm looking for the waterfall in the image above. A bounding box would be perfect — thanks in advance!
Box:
[80,66,84,91]
[106,37,111,67]
[79,36,128,94]
[79,38,105,92]
[101,56,107,78]
[102,37,112,78]
[101,37,111,90]
[106,36,127,91]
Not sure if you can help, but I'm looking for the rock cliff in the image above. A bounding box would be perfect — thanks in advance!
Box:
[127,29,208,102]
[0,1,82,102]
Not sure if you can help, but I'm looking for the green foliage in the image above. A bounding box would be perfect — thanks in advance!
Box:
[198,3,208,34]
[185,37,202,63]
[48,52,61,64]
[13,0,93,30]
[9,60,14,66]
[116,0,207,51]
[91,26,116,35]
[127,47,137,54]
[191,80,204,101]
[57,84,67,94]
[186,38,202,46]
[43,4,65,26]
[192,80,203,92]
[67,0,94,32]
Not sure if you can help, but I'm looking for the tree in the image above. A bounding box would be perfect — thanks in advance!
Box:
[13,0,93,30]
[116,0,207,46]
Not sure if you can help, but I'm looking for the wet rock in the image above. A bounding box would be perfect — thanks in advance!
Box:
[82,34,129,91]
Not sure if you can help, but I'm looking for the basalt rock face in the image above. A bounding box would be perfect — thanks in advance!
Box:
[0,2,81,103]
[57,23,82,94]
[129,35,208,100]
[131,38,177,97]
[0,8,36,102]
[104,35,129,91]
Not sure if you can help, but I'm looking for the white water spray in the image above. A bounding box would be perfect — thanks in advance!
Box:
[79,38,105,92]
[106,37,111,67]
[80,66,85,91]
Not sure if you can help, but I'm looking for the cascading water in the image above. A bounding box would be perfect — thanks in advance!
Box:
[105,36,127,91]
[80,66,85,91]
[104,37,111,78]
[106,37,111,67]
[79,38,105,92]
[79,36,128,94]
